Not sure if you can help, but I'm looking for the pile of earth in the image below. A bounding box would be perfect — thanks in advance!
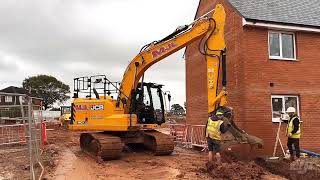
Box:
[206,160,268,179]
[256,157,320,180]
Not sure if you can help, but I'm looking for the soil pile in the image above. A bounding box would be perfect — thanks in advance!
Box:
[256,157,320,180]
[206,160,267,179]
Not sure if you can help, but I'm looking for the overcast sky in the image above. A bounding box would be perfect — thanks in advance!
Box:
[0,0,199,107]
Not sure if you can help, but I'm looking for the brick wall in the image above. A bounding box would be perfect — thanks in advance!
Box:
[242,27,320,155]
[185,0,245,126]
[186,0,320,155]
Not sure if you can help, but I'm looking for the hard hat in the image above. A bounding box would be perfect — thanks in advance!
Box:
[216,111,223,115]
[286,107,296,113]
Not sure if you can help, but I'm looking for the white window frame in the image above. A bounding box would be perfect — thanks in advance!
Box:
[271,95,300,122]
[268,31,297,61]
[5,96,13,103]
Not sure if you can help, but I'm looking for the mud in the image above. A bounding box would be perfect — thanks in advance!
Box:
[206,161,266,179]
[0,147,30,179]
[256,157,320,180]
[41,124,210,179]
[39,123,288,180]
[2,122,318,179]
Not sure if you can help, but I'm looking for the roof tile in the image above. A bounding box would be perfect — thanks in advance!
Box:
[228,0,320,27]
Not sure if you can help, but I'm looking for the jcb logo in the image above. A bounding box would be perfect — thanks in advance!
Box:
[91,104,104,111]
[151,42,177,59]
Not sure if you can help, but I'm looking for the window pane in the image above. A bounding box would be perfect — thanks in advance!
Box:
[269,33,280,56]
[5,96,12,102]
[272,97,283,118]
[285,97,298,115]
[282,34,294,59]
[143,86,151,106]
[151,88,164,122]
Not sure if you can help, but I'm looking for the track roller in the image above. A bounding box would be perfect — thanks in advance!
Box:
[143,130,174,155]
[80,132,123,161]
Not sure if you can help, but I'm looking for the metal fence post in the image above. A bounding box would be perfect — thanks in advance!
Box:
[19,96,27,140]
[28,97,36,180]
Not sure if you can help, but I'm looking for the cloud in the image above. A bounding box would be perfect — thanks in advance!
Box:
[0,0,199,106]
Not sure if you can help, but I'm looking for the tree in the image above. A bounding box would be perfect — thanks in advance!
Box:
[22,75,70,109]
[171,104,185,115]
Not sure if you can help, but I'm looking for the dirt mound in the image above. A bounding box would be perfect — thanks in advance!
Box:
[206,160,267,179]
[256,157,320,180]
[42,144,60,168]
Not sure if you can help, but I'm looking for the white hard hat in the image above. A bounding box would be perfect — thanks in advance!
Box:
[286,107,296,113]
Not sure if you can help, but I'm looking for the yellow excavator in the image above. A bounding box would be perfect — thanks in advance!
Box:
[59,106,71,128]
[69,4,263,160]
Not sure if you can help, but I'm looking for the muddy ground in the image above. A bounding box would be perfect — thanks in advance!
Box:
[41,124,283,180]
[0,147,30,179]
[256,157,320,180]
[1,122,319,180]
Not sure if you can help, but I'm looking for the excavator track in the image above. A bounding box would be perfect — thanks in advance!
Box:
[80,133,123,161]
[143,130,174,155]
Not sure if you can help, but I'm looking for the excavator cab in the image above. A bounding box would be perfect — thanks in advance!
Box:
[130,83,165,125]
[72,75,166,125]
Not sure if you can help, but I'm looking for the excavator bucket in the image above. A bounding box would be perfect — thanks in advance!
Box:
[217,106,264,148]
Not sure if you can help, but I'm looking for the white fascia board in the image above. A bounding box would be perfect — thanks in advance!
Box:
[242,18,320,33]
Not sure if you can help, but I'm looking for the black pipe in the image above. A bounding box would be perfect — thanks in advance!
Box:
[156,25,189,44]
[222,49,227,87]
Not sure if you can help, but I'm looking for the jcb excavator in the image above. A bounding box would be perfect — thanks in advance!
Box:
[69,4,263,161]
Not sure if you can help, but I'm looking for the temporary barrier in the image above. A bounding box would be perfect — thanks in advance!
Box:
[169,124,208,150]
[190,125,207,151]
[168,124,186,142]
[0,92,44,180]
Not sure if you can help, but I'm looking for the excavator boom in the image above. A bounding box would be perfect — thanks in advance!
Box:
[117,5,226,114]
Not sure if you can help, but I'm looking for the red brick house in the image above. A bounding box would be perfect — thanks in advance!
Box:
[186,0,320,155]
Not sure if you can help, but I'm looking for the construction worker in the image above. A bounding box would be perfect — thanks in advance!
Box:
[206,110,230,163]
[282,107,301,161]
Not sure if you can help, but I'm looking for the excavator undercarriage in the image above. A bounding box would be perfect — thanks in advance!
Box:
[79,130,174,161]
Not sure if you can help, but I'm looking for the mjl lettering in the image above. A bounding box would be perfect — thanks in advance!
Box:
[152,42,177,58]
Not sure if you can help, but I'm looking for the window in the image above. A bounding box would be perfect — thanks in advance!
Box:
[269,31,296,60]
[143,86,151,106]
[5,96,12,102]
[271,95,300,122]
